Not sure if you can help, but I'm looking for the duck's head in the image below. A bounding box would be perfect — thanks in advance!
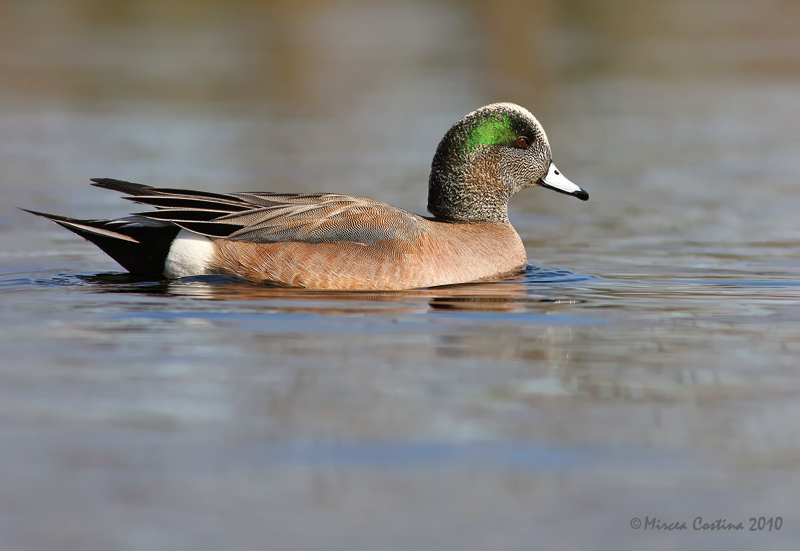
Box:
[427,102,588,223]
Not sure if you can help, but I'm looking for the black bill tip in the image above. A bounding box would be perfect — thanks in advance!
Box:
[574,189,589,201]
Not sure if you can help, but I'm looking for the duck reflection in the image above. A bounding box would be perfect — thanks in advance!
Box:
[77,265,589,314]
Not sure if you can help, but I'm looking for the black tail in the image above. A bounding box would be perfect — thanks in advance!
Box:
[23,209,180,276]
[89,178,156,196]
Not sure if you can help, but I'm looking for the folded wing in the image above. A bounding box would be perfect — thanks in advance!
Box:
[90,178,423,245]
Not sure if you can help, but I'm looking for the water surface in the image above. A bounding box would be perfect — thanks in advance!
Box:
[2,1,800,550]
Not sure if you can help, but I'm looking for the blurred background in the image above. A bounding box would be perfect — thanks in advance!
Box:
[3,0,800,265]
[1,1,800,550]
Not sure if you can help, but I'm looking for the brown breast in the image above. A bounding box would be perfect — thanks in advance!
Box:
[210,219,527,290]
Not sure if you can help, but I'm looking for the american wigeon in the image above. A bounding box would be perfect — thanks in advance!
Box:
[25,103,588,290]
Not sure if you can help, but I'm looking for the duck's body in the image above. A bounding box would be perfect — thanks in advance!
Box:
[210,218,527,290]
[25,103,588,290]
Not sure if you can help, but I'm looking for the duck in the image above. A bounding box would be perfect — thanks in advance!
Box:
[24,103,588,290]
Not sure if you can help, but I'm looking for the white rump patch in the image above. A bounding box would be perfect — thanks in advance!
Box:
[164,229,216,278]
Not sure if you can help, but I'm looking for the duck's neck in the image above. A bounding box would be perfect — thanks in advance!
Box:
[427,168,511,223]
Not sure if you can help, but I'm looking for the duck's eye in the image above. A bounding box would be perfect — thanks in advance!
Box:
[516,136,529,148]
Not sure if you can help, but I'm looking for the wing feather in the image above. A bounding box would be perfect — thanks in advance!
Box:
[99,181,423,245]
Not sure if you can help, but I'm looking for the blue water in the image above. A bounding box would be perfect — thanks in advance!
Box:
[3,1,800,550]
